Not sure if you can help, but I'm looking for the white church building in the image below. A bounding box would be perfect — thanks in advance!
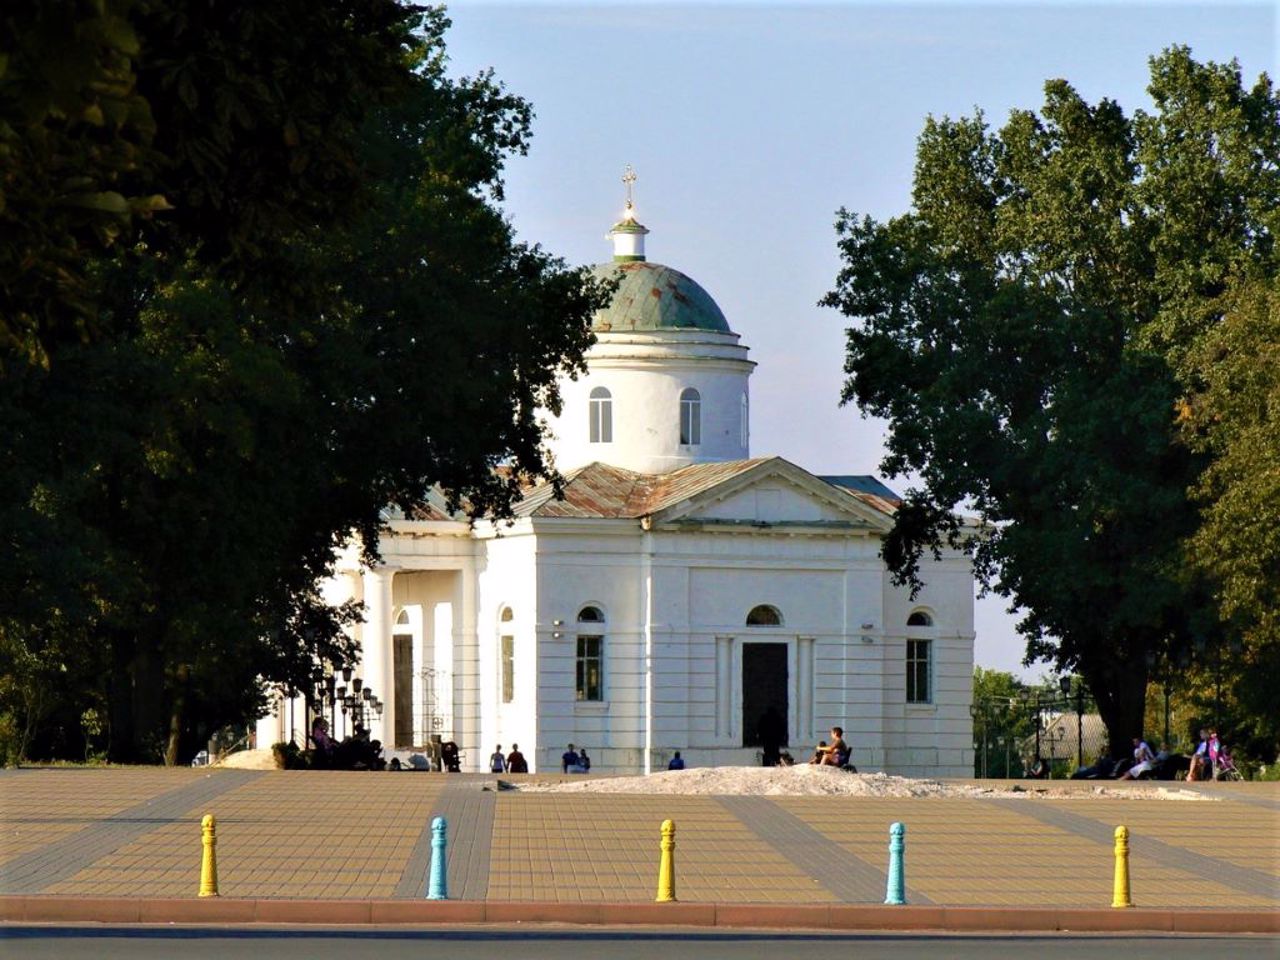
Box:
[258,196,976,777]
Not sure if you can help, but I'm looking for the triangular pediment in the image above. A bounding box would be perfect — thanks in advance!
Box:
[651,457,894,532]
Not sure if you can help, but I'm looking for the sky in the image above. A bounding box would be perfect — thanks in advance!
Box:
[439,2,1276,679]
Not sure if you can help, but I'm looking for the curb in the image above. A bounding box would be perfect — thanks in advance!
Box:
[2,897,1277,934]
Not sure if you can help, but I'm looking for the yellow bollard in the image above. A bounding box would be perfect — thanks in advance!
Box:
[1111,824,1132,908]
[199,814,219,898]
[655,819,677,902]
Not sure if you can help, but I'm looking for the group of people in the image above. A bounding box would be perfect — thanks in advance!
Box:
[308,717,386,771]
[756,708,857,771]
[1069,727,1237,781]
[1187,727,1235,781]
[488,743,529,774]
[560,743,592,773]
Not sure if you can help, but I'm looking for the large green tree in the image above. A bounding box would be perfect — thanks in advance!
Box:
[1178,277,1280,757]
[823,48,1277,756]
[1,3,607,764]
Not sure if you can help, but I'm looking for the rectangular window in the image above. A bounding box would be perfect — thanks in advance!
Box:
[576,635,603,701]
[500,635,514,703]
[906,639,931,704]
[589,396,612,443]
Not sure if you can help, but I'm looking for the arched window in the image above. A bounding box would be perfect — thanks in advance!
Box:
[589,387,612,443]
[906,610,932,704]
[679,388,701,445]
[576,606,605,700]
[740,392,749,447]
[746,605,783,626]
[395,609,411,628]
[499,607,514,703]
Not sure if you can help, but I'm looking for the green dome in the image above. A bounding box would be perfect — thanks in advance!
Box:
[590,261,731,333]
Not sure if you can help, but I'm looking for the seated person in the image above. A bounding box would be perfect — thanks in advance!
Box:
[1027,756,1049,779]
[1117,737,1156,780]
[808,726,850,767]
[667,751,685,770]
[1187,728,1211,781]
[1152,742,1189,780]
[1071,754,1116,779]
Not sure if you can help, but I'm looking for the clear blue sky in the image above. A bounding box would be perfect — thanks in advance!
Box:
[441,2,1276,678]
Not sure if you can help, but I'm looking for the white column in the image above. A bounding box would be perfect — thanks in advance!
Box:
[642,528,654,775]
[797,636,814,745]
[715,636,732,740]
[362,569,394,744]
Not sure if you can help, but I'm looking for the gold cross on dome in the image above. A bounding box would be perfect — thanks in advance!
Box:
[622,164,637,209]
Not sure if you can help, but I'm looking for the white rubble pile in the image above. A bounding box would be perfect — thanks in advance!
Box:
[513,765,1213,800]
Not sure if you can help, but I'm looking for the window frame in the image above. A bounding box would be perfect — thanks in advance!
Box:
[498,606,515,704]
[746,604,783,627]
[575,606,605,702]
[906,637,932,704]
[589,387,613,443]
[679,387,701,446]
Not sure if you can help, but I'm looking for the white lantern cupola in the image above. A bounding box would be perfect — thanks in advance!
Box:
[546,168,756,475]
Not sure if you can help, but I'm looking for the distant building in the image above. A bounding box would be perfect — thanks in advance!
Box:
[258,188,976,775]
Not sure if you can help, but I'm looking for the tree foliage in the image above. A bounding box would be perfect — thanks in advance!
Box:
[0,3,608,764]
[1178,278,1280,755]
[823,48,1278,757]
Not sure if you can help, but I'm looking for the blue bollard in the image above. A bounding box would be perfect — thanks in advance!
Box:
[426,816,448,900]
[884,821,906,905]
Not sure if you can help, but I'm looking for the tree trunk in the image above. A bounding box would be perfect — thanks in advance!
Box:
[163,663,190,767]
[1090,664,1148,760]
[107,633,137,763]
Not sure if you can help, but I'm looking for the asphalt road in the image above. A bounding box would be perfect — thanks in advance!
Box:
[1,928,1277,960]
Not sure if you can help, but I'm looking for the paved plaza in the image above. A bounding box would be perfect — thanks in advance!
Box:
[1,768,1276,913]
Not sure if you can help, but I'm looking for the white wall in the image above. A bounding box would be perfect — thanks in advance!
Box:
[546,330,754,474]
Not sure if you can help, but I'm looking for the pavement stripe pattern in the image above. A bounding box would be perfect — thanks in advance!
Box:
[716,796,932,904]
[411,781,497,900]
[1181,786,1280,811]
[0,770,263,895]
[990,799,1279,900]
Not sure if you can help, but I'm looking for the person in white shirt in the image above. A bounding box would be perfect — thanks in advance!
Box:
[1117,737,1156,780]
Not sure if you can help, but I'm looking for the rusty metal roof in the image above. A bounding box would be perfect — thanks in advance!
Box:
[819,475,902,516]
[401,463,902,524]
[514,459,899,521]
[590,261,731,333]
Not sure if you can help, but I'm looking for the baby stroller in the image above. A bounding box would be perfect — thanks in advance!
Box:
[1214,746,1243,781]
[441,740,462,773]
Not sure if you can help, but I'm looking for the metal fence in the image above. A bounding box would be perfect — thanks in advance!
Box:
[971,691,1110,778]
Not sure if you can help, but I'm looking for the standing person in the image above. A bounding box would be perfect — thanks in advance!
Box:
[577,747,591,772]
[1207,728,1222,778]
[561,743,580,773]
[667,751,685,770]
[489,744,506,774]
[758,706,786,767]
[506,743,528,773]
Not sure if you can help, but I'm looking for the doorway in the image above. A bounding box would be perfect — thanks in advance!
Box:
[742,642,788,748]
[393,634,413,747]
